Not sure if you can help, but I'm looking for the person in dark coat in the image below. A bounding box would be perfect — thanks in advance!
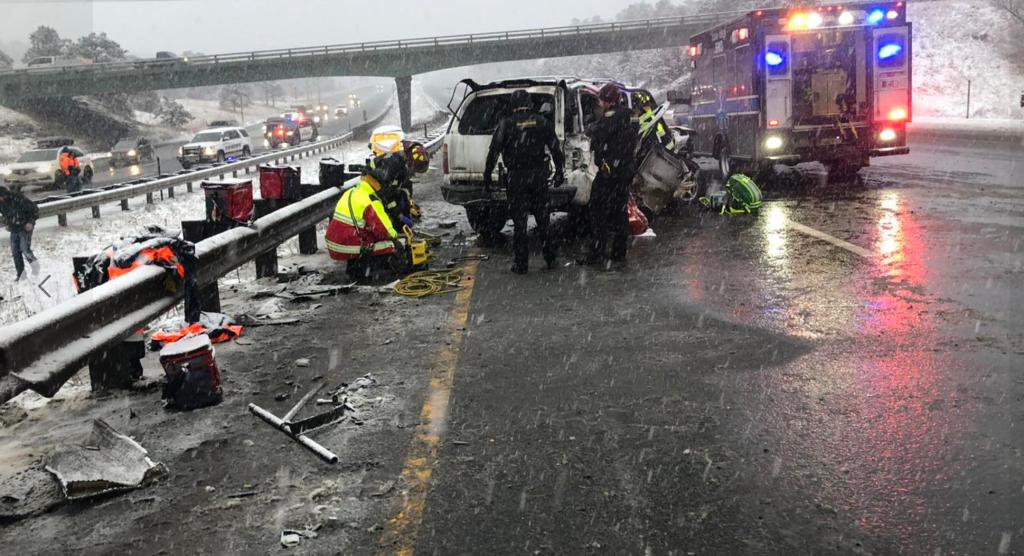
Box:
[583,83,639,270]
[484,89,565,274]
[0,186,40,280]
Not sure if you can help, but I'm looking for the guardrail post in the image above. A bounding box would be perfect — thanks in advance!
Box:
[186,181,193,193]
[253,200,280,278]
[232,170,238,178]
[167,186,175,199]
[58,213,68,227]
[147,192,154,205]
[91,206,100,219]
[182,221,225,313]
[121,199,129,211]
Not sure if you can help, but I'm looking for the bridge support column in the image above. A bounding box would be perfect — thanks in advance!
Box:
[395,75,412,132]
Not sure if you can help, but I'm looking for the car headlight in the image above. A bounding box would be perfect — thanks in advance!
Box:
[37,163,52,173]
[263,139,270,148]
[313,116,321,124]
[763,135,784,151]
[203,147,216,155]
[178,147,184,156]
[0,167,11,176]
[878,128,897,142]
[127,149,137,157]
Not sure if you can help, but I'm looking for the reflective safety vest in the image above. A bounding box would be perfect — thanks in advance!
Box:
[325,176,398,261]
[639,109,674,150]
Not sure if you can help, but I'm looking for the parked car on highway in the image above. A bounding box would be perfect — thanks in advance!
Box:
[110,136,155,167]
[335,105,349,117]
[177,127,252,169]
[1,145,94,190]
[263,116,317,149]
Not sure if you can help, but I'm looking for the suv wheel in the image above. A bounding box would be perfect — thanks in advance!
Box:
[465,206,508,240]
[242,146,251,157]
[216,151,225,163]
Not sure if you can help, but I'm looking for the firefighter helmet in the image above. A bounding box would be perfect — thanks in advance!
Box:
[598,83,622,105]
[370,125,405,156]
[510,89,532,111]
[404,142,429,174]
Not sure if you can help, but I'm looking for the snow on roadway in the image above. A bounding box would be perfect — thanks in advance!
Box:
[0,137,381,327]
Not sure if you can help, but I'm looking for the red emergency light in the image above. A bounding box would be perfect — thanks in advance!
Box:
[768,120,780,127]
[275,127,285,137]
[688,44,702,58]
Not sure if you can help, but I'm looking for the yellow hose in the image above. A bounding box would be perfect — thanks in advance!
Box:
[393,269,465,298]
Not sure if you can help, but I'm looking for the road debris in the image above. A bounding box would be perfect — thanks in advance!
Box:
[45,419,167,500]
[249,384,353,464]
[280,528,317,548]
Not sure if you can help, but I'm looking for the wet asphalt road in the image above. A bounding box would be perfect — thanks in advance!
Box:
[0,134,1020,556]
[412,137,1023,555]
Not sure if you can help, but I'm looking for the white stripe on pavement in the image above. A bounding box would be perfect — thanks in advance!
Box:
[786,220,874,259]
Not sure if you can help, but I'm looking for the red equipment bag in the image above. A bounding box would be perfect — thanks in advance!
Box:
[159,334,223,410]
[201,178,254,224]
[628,196,649,236]
[258,164,301,200]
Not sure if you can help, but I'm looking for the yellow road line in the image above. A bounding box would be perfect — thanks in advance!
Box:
[377,259,479,556]
[787,220,873,259]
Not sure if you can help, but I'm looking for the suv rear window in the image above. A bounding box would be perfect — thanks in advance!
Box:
[457,92,555,135]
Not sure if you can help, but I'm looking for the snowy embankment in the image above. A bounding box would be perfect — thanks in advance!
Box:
[0,99,410,326]
[0,106,38,165]
[909,0,1024,120]
[909,116,1024,144]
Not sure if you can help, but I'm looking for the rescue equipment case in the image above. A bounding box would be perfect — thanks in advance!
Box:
[201,178,254,225]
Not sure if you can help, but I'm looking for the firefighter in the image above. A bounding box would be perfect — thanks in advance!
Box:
[59,147,82,194]
[0,186,39,281]
[633,90,674,161]
[483,89,565,274]
[583,83,639,270]
[324,162,401,280]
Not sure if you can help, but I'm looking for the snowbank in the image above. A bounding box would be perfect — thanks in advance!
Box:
[909,1,1024,119]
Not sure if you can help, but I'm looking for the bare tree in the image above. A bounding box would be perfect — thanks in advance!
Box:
[991,0,1024,24]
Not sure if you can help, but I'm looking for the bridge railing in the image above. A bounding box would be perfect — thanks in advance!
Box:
[0,12,735,78]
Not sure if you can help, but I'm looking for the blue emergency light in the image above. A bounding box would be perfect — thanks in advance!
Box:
[878,43,902,60]
[765,51,785,67]
[867,9,886,24]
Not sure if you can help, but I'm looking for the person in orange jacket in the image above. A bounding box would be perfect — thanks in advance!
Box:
[59,147,82,193]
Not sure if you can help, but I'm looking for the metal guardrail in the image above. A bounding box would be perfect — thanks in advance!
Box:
[36,102,394,223]
[0,13,736,79]
[0,112,445,405]
[0,180,355,405]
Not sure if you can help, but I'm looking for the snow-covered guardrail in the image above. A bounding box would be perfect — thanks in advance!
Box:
[36,102,394,225]
[0,173,361,405]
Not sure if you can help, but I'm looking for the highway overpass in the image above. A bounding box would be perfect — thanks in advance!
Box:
[0,13,732,131]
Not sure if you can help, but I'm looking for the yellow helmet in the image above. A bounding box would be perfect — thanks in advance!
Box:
[369,125,405,156]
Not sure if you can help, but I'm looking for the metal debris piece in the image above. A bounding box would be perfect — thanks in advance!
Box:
[249,384,353,464]
[45,419,167,500]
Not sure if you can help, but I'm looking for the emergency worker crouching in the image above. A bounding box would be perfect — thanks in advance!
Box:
[325,159,402,280]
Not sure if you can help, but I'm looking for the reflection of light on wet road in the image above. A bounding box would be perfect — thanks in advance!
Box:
[877,192,903,263]
[763,203,789,263]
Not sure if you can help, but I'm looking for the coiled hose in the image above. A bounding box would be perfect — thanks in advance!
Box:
[393,268,465,298]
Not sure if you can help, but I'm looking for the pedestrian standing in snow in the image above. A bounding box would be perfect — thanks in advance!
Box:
[59,147,82,194]
[0,186,40,281]
[582,83,639,270]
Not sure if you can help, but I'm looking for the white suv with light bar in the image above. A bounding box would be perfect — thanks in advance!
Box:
[177,126,252,169]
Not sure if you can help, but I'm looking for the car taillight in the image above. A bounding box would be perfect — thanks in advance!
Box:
[442,143,449,175]
[276,128,285,137]
[768,119,780,127]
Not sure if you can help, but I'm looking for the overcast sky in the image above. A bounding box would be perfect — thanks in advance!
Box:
[1,0,642,57]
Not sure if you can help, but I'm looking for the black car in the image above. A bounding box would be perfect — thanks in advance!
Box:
[264,117,316,148]
[110,137,155,167]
